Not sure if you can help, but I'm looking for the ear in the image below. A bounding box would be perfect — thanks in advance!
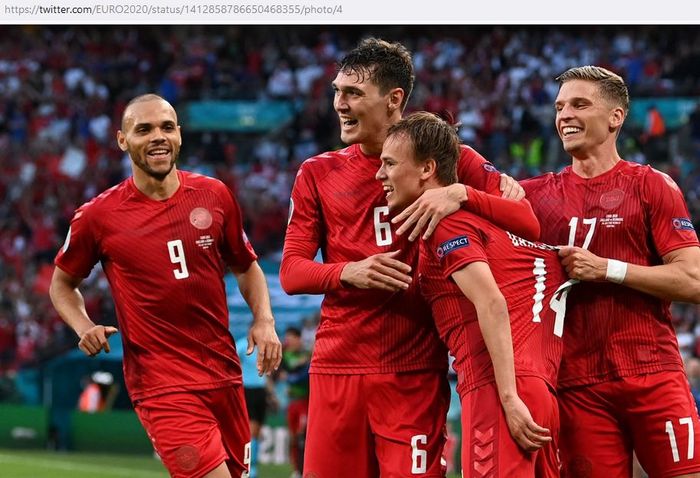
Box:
[387,87,404,114]
[609,106,625,132]
[421,159,437,181]
[116,130,128,152]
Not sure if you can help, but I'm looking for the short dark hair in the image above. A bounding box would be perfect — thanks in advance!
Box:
[121,93,173,130]
[338,38,414,111]
[556,66,629,113]
[387,112,459,186]
[285,327,301,337]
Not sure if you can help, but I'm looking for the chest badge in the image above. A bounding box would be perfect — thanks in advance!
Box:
[190,207,213,230]
[599,189,625,210]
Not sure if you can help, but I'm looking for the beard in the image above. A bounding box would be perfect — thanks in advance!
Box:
[132,153,177,181]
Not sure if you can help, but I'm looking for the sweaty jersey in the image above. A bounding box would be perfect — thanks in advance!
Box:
[283,143,505,374]
[55,170,257,401]
[522,160,699,388]
[420,210,572,397]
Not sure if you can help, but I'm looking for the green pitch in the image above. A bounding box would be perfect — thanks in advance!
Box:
[0,448,462,477]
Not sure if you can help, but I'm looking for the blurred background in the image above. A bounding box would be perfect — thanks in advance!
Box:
[1,25,700,477]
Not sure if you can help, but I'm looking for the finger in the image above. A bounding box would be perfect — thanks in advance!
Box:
[528,422,550,435]
[499,175,514,197]
[273,343,282,370]
[421,216,441,241]
[103,338,111,354]
[408,213,431,242]
[105,326,119,336]
[376,257,412,275]
[246,333,254,355]
[395,203,428,235]
[391,201,419,225]
[372,267,412,288]
[558,246,573,257]
[256,343,265,375]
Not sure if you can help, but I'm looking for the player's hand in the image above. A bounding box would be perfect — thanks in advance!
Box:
[78,325,118,357]
[248,318,282,376]
[558,246,607,282]
[501,395,552,452]
[340,251,412,292]
[499,173,525,200]
[392,183,466,241]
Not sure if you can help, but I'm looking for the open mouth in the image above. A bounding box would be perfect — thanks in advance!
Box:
[383,184,394,199]
[147,148,171,159]
[561,126,582,137]
[341,118,358,128]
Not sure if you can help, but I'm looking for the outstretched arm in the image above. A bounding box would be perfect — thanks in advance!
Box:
[233,261,282,375]
[49,266,118,357]
[452,261,551,451]
[559,245,700,303]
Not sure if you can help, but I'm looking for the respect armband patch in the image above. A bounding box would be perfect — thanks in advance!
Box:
[436,235,470,259]
[672,217,695,231]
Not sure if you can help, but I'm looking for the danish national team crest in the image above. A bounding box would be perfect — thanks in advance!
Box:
[437,235,470,259]
[189,207,213,230]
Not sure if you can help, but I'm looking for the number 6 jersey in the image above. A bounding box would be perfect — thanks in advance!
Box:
[55,170,257,401]
[419,209,573,398]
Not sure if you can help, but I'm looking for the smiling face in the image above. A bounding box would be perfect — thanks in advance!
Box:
[117,98,181,181]
[332,68,402,156]
[554,79,623,158]
[376,134,430,213]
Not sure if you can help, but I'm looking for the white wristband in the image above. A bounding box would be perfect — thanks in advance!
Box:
[606,259,628,284]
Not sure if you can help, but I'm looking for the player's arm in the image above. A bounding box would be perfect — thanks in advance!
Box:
[558,245,700,303]
[392,148,539,241]
[233,261,282,375]
[49,266,118,357]
[281,162,411,293]
[452,262,551,451]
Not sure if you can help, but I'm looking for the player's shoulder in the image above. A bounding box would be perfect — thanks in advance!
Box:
[458,144,498,171]
[620,161,682,193]
[520,170,561,194]
[75,178,131,218]
[181,170,227,190]
[298,145,354,176]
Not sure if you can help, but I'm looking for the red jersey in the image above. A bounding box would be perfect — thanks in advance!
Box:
[55,170,257,401]
[281,143,533,374]
[420,210,571,397]
[521,160,699,388]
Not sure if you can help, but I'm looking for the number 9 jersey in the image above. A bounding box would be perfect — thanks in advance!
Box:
[54,171,257,402]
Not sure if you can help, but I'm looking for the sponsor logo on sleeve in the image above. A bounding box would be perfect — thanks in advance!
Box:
[672,218,695,231]
[436,235,470,259]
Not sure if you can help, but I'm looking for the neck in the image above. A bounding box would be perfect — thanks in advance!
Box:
[360,112,402,157]
[570,144,622,179]
[132,168,180,200]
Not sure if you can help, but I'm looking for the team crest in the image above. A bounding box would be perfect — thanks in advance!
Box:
[599,189,624,210]
[189,207,213,229]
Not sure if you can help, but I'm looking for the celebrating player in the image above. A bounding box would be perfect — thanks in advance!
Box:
[281,38,540,477]
[377,111,572,477]
[49,94,282,478]
[522,66,700,478]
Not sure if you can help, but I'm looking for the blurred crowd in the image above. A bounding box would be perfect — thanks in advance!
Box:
[2,25,700,386]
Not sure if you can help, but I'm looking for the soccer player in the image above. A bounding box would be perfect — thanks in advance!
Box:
[521,66,700,478]
[235,336,278,478]
[281,38,540,477]
[280,327,311,478]
[377,111,573,477]
[49,94,282,478]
